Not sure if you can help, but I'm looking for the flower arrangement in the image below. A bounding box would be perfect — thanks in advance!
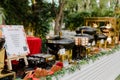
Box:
[23,62,63,80]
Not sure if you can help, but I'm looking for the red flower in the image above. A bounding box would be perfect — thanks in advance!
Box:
[56,62,63,68]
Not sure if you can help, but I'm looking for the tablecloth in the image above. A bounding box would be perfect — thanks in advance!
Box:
[27,36,42,55]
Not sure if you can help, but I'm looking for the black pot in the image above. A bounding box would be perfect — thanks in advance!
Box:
[100,26,114,33]
[46,37,74,50]
[94,33,107,40]
[76,26,97,35]
[46,37,74,60]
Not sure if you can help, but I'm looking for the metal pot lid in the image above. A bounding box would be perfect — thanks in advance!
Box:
[47,37,74,44]
[76,26,96,34]
[95,33,107,40]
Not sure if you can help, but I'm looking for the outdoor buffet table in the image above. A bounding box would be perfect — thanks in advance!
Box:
[27,36,42,55]
[22,45,120,80]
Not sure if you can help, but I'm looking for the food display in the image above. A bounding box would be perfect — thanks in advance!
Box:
[23,63,63,80]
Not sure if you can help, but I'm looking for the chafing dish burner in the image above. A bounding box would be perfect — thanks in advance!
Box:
[27,54,55,69]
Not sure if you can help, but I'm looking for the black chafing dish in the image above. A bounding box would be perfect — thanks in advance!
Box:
[94,33,107,41]
[27,54,55,69]
[73,26,97,60]
[76,26,97,35]
[73,34,94,60]
[47,36,74,49]
[46,36,74,60]
[100,26,114,33]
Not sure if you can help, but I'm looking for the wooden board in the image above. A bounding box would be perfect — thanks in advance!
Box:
[0,48,5,69]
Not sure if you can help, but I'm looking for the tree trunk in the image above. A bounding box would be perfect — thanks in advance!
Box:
[54,0,65,35]
[54,14,60,35]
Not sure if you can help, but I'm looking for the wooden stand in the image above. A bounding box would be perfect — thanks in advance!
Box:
[0,48,16,80]
[6,55,28,70]
[0,49,5,69]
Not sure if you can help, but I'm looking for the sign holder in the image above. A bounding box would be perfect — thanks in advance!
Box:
[6,55,28,70]
[1,25,29,70]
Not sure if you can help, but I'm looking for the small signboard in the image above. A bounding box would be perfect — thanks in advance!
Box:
[1,25,29,58]
[0,25,29,70]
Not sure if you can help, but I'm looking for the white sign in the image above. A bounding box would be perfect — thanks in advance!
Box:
[2,25,29,58]
[58,48,65,55]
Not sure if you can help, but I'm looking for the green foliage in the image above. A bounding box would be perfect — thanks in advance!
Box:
[64,11,91,30]
[0,0,30,25]
[0,6,5,24]
[115,74,120,80]
[91,8,114,17]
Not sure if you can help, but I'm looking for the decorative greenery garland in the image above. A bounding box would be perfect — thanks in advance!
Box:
[46,45,120,80]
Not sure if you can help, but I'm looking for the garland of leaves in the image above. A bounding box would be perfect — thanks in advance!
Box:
[46,45,120,80]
